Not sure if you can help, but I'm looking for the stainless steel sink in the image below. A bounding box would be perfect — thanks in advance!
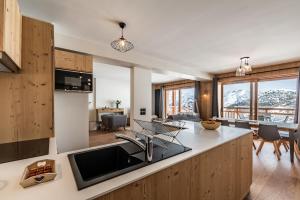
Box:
[68,140,191,190]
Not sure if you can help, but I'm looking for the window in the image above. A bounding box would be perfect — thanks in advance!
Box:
[165,87,195,116]
[166,89,179,116]
[180,88,195,113]
[258,79,297,123]
[222,82,251,119]
[221,78,298,123]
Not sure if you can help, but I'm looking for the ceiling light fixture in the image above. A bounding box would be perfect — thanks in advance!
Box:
[111,22,134,53]
[236,57,252,76]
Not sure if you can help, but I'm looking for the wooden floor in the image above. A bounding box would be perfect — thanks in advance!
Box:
[247,141,300,200]
[89,128,132,147]
[89,131,300,200]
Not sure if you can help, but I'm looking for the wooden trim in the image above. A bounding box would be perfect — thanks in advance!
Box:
[0,0,5,51]
[179,89,182,112]
[250,82,253,120]
[153,79,195,90]
[254,82,258,120]
[55,47,92,56]
[216,61,300,79]
[220,82,224,117]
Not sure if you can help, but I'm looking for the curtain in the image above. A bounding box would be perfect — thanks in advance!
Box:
[158,86,165,118]
[154,89,160,117]
[212,77,219,117]
[194,81,200,113]
[294,68,300,123]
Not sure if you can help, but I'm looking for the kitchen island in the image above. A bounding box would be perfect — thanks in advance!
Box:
[0,121,252,200]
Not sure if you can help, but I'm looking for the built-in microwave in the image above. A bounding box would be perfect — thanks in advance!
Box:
[55,69,93,92]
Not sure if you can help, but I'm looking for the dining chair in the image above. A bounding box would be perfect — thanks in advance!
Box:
[265,114,272,122]
[292,125,300,160]
[257,115,265,122]
[277,130,290,152]
[256,124,284,160]
[238,113,246,120]
[283,116,290,123]
[235,121,257,150]
[216,119,230,126]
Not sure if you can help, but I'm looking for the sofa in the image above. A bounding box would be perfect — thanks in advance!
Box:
[101,114,127,131]
[167,112,200,122]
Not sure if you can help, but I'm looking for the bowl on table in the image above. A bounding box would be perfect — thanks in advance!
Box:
[201,121,221,130]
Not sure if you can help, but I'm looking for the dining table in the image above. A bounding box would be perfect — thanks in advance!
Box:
[213,117,299,162]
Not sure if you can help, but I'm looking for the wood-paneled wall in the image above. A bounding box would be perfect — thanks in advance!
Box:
[95,133,252,200]
[199,81,213,120]
[153,79,195,90]
[0,17,54,144]
[216,61,300,83]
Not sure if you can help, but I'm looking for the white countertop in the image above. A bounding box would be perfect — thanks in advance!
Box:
[0,121,252,200]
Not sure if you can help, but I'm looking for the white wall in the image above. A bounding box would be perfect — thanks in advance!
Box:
[54,92,89,153]
[91,63,130,119]
[131,67,152,131]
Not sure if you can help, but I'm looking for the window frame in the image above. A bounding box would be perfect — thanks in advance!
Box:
[164,86,195,117]
[221,76,298,120]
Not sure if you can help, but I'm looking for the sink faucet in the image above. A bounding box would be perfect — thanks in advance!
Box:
[115,133,154,162]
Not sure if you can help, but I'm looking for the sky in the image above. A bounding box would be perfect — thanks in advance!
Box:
[224,78,297,93]
[258,78,297,92]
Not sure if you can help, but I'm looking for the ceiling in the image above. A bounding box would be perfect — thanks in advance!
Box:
[93,63,130,82]
[151,73,183,84]
[20,0,300,77]
[93,62,184,84]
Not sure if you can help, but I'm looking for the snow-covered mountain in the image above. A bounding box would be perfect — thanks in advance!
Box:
[258,89,296,107]
[224,89,296,108]
[224,89,250,107]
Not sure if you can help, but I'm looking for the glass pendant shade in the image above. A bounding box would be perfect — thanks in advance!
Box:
[236,66,246,76]
[111,22,134,53]
[236,57,251,76]
[243,64,252,73]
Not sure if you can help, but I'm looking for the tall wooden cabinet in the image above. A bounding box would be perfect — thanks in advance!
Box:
[0,0,22,71]
[55,48,93,73]
[0,16,54,161]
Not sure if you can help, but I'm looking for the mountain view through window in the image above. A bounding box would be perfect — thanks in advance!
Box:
[222,79,297,122]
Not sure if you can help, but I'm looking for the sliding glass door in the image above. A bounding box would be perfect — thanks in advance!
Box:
[180,88,195,113]
[166,89,179,116]
[165,87,195,117]
[257,78,297,123]
[222,82,251,119]
[221,78,297,123]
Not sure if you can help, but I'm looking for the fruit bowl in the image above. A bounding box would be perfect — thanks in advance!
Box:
[201,121,221,130]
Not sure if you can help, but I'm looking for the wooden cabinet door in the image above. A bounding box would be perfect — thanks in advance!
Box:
[55,49,76,71]
[55,49,92,72]
[75,53,85,72]
[3,0,22,68]
[20,16,54,141]
[84,55,93,73]
[0,16,54,144]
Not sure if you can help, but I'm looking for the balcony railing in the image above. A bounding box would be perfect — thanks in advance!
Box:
[223,106,295,123]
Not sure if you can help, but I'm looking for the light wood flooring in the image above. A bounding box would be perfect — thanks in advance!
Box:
[89,128,132,147]
[89,130,300,200]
